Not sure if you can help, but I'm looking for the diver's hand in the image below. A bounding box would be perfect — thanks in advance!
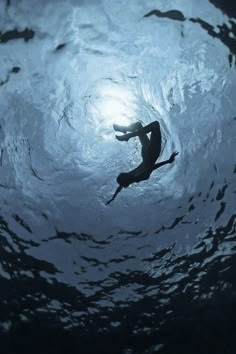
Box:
[169,151,179,163]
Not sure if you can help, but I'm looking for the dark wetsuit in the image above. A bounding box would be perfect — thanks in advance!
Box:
[107,121,177,205]
[127,121,162,183]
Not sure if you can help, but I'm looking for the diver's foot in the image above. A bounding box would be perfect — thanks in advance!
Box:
[115,134,129,142]
[113,124,127,133]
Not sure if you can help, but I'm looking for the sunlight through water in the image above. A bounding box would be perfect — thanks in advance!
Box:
[0,0,236,353]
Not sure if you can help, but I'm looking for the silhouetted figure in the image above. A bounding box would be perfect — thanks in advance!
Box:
[106,121,178,205]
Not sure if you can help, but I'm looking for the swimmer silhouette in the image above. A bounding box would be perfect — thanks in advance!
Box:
[106,121,178,205]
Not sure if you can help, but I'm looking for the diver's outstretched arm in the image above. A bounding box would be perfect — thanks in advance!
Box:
[153,151,179,171]
[153,159,170,170]
[106,185,123,205]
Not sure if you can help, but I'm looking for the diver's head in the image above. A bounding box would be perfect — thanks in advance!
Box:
[117,173,131,188]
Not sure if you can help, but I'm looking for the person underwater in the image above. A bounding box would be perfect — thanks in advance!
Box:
[106,121,178,205]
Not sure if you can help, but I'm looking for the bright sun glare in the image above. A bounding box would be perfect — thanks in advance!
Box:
[92,83,136,130]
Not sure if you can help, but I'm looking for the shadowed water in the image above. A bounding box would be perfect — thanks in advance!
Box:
[0,0,236,353]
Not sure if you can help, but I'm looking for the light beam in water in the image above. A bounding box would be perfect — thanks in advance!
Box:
[91,82,137,135]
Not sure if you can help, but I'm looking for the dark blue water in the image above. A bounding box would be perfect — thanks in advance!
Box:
[0,0,236,353]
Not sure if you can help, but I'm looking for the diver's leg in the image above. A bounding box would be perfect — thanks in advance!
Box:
[148,122,162,164]
[113,124,127,133]
[113,122,143,133]
[115,122,150,147]
[116,121,160,141]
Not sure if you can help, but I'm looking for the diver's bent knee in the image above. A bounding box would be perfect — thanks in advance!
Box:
[151,121,160,130]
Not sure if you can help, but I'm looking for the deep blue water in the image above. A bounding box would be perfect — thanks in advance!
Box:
[0,0,236,353]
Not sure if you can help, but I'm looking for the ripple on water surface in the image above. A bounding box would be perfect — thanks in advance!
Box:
[0,0,236,353]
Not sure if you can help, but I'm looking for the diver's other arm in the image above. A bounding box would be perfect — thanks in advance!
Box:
[106,185,123,205]
[153,151,179,170]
